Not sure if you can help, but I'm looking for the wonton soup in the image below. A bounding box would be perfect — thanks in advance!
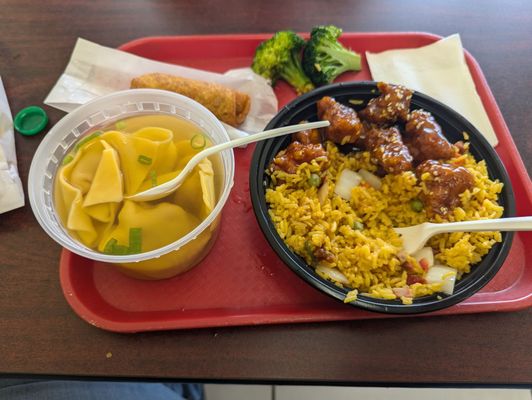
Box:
[54,114,223,277]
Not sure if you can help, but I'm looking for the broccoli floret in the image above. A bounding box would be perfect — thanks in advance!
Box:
[303,25,361,86]
[251,31,315,94]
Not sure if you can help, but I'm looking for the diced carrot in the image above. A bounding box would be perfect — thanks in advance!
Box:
[419,258,429,271]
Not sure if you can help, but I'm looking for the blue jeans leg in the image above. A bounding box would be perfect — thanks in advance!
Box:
[0,379,204,400]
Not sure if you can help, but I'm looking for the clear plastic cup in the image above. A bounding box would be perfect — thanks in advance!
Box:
[28,89,235,279]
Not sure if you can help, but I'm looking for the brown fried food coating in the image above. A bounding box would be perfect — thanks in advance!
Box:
[314,247,335,263]
[271,141,328,174]
[131,73,250,127]
[292,127,323,145]
[359,82,413,125]
[317,96,363,145]
[405,109,457,162]
[416,160,475,216]
[363,126,413,174]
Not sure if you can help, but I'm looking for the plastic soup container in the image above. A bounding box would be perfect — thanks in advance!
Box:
[29,89,235,279]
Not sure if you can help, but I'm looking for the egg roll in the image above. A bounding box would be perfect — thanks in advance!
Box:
[130,73,251,127]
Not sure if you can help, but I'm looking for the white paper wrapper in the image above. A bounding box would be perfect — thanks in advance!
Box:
[0,76,25,214]
[44,38,278,134]
[366,34,498,146]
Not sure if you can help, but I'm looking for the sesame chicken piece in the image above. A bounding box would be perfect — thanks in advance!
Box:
[317,96,363,145]
[416,160,474,216]
[292,127,323,144]
[359,82,413,125]
[270,141,328,174]
[362,125,413,174]
[404,109,457,162]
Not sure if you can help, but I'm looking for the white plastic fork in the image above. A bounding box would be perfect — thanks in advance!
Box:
[393,216,532,254]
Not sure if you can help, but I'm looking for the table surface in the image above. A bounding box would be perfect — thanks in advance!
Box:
[0,0,531,386]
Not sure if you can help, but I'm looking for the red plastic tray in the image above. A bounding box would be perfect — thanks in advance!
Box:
[60,32,532,332]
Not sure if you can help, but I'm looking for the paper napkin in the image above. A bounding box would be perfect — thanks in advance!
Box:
[366,34,498,146]
[0,76,25,214]
[44,38,278,134]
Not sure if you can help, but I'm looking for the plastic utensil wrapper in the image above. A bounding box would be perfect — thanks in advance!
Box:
[0,76,24,214]
[44,38,278,134]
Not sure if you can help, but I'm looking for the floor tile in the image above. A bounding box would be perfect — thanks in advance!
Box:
[205,384,272,400]
[275,386,531,400]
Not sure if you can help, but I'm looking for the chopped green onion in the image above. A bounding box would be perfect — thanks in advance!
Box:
[410,198,424,212]
[74,130,103,151]
[103,230,142,255]
[190,134,206,149]
[103,238,118,255]
[149,170,157,187]
[115,121,127,130]
[114,245,130,255]
[137,155,152,165]
[348,99,364,105]
[103,238,128,255]
[128,228,142,254]
[308,173,321,187]
[62,154,74,166]
[353,221,364,231]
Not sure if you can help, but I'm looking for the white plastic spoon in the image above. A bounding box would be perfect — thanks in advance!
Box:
[393,216,532,255]
[128,120,330,202]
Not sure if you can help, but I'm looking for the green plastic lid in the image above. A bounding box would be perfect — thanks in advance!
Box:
[14,106,49,136]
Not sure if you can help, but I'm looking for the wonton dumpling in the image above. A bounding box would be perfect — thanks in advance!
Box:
[84,202,119,223]
[173,157,216,220]
[66,196,98,245]
[174,139,205,170]
[83,140,123,207]
[198,159,216,215]
[133,127,177,174]
[67,140,104,194]
[57,146,100,246]
[101,128,177,195]
[58,139,124,247]
[171,138,216,218]
[100,130,154,195]
[98,200,201,253]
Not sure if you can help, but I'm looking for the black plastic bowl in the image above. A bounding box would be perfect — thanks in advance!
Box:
[250,81,515,314]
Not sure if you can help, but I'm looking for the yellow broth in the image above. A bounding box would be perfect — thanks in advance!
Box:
[54,114,221,256]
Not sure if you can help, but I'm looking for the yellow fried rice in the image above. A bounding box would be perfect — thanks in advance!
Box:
[265,142,503,304]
